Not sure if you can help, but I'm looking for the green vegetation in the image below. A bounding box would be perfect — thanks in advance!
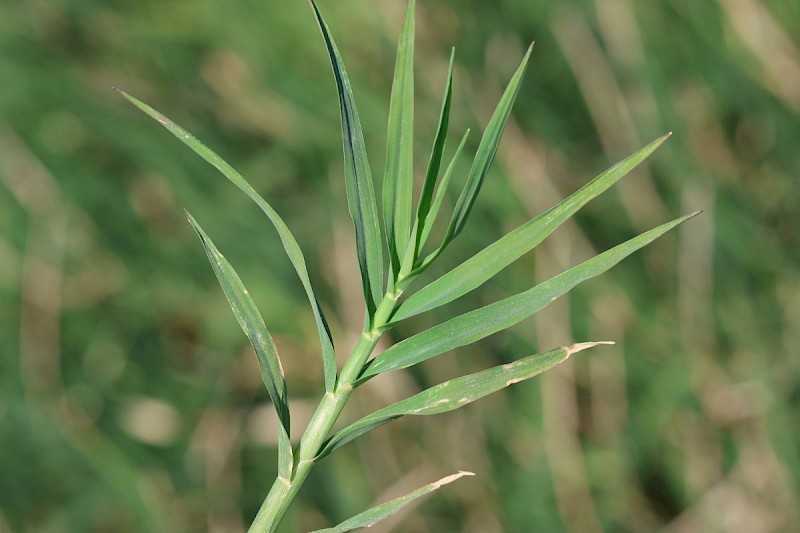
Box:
[1,0,798,531]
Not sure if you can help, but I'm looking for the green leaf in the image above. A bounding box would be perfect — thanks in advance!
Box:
[310,471,474,533]
[393,133,673,321]
[397,129,470,288]
[384,0,416,276]
[185,213,293,479]
[441,44,533,248]
[363,213,698,379]
[116,89,338,393]
[320,343,609,459]
[410,48,455,265]
[311,0,384,315]
[413,129,470,272]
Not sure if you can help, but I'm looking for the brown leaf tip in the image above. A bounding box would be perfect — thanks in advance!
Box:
[564,341,615,358]
[430,471,476,490]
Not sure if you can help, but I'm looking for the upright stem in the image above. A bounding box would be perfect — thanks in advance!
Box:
[248,291,401,532]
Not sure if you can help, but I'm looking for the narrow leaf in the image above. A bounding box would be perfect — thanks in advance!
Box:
[441,44,534,247]
[117,89,337,393]
[384,0,416,275]
[415,129,470,267]
[186,213,293,478]
[321,343,609,459]
[364,213,698,379]
[393,133,673,321]
[398,128,470,287]
[412,49,455,262]
[310,471,475,533]
[311,0,384,314]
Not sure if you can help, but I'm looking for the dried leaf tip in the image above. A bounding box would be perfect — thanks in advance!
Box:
[430,471,476,489]
[564,341,615,358]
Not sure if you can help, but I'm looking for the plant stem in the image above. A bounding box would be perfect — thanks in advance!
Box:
[248,291,401,532]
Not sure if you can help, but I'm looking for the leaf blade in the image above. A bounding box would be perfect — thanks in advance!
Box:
[186,213,293,478]
[394,133,673,321]
[384,0,416,276]
[366,213,697,378]
[310,471,475,533]
[117,89,338,393]
[320,343,609,459]
[413,129,470,273]
[412,49,455,262]
[311,0,385,315]
[441,44,533,248]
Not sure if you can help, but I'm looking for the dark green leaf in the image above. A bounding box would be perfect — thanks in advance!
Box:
[311,0,385,315]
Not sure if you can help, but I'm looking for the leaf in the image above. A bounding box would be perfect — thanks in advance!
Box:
[311,0,384,315]
[319,343,610,459]
[116,89,338,393]
[411,49,455,264]
[186,213,293,479]
[384,0,416,276]
[310,471,475,533]
[363,213,698,379]
[393,133,673,321]
[412,129,470,273]
[440,44,533,248]
[397,129,470,288]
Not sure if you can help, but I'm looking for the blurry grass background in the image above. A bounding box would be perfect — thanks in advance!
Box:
[1,0,799,531]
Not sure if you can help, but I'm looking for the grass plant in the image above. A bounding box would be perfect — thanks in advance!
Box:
[118,1,695,530]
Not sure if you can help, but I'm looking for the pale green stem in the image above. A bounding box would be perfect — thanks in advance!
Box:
[248,291,401,532]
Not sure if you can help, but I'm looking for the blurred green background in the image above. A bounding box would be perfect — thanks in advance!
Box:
[1,0,798,531]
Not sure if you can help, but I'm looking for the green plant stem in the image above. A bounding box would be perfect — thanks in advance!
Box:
[248,291,401,532]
